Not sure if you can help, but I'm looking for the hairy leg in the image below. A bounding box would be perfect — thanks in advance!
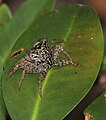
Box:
[54,59,83,67]
[51,39,64,44]
[62,48,84,68]
[18,70,26,90]
[8,62,20,79]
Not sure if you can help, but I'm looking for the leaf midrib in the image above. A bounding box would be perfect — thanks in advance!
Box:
[31,6,81,120]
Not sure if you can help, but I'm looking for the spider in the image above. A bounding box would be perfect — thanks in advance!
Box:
[8,38,83,97]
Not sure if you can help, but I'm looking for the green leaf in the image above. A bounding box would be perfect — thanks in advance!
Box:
[0,0,55,64]
[85,92,106,120]
[0,64,5,120]
[0,4,12,29]
[0,4,12,120]
[102,56,106,70]
[39,0,56,16]
[86,55,106,120]
[3,4,104,120]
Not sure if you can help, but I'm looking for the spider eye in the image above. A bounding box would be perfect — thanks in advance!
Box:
[36,45,41,49]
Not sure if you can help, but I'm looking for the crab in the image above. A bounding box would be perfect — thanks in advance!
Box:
[8,38,83,97]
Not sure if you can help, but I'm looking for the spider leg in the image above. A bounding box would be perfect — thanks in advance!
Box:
[62,50,73,61]
[62,48,84,68]
[10,48,24,60]
[38,71,46,97]
[18,70,26,90]
[52,39,64,44]
[54,59,84,68]
[8,62,20,79]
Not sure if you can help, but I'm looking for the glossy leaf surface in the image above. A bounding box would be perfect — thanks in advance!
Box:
[3,4,104,120]
[0,4,12,120]
[0,0,55,63]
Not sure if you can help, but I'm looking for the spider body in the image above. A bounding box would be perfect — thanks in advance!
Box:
[8,38,83,97]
